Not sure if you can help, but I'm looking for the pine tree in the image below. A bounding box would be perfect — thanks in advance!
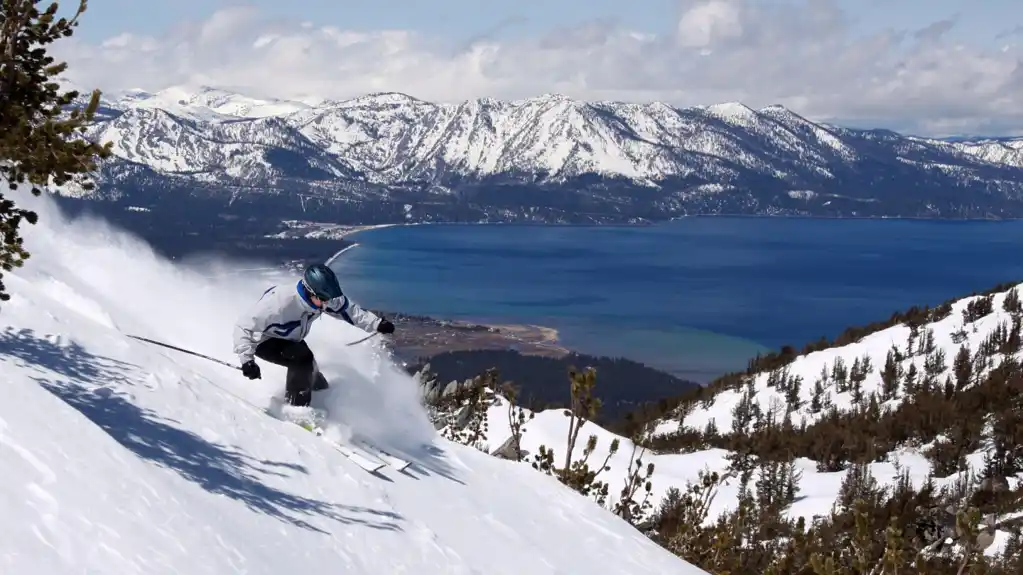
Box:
[810,376,825,413]
[921,327,937,355]
[784,374,802,410]
[839,353,870,407]
[865,392,881,423]
[954,344,973,391]
[1003,315,1022,355]
[831,358,848,393]
[923,347,947,392]
[859,353,873,374]
[731,381,759,436]
[0,0,111,303]
[880,347,901,401]
[849,354,870,392]
[943,375,955,398]
[1003,287,1021,315]
[703,418,719,442]
[903,362,918,397]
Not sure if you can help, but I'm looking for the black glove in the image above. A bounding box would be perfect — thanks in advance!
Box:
[376,319,394,334]
[241,359,261,380]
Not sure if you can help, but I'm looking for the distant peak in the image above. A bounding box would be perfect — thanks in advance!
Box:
[509,93,575,105]
[114,88,154,102]
[327,92,429,110]
[706,101,755,115]
[149,84,255,102]
[534,93,572,102]
[460,97,504,110]
[351,92,424,105]
[505,93,583,111]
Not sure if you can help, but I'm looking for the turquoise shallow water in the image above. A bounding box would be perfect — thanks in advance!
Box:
[328,219,1023,382]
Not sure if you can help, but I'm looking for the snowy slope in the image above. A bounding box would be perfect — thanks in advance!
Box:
[60,85,1023,221]
[643,285,1020,554]
[0,193,706,575]
[472,390,1016,558]
[84,108,356,184]
[670,289,1021,436]
[950,138,1023,168]
[114,85,313,121]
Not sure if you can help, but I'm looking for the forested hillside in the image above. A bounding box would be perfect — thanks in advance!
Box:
[427,281,1023,574]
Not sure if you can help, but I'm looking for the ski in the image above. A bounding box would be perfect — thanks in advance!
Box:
[330,441,387,473]
[261,397,409,473]
[263,407,388,474]
[351,439,412,472]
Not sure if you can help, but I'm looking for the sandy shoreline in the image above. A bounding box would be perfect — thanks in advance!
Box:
[339,223,402,238]
[483,323,560,344]
[380,311,571,360]
[456,320,568,355]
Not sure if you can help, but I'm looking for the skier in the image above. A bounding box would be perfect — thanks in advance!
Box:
[232,263,395,406]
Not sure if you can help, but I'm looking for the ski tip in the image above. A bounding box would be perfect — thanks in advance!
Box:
[333,444,387,474]
[359,461,387,474]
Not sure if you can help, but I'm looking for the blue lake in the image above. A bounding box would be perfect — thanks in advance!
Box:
[329,218,1023,382]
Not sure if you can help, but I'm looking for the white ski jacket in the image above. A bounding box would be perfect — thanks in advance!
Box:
[232,280,381,364]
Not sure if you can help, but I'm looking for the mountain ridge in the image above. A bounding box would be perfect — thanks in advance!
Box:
[59,85,1023,224]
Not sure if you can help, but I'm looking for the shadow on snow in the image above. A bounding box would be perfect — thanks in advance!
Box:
[0,327,404,535]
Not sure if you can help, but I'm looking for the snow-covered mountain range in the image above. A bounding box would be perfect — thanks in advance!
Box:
[65,85,1023,223]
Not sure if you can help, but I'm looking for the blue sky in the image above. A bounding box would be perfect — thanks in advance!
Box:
[77,0,1017,46]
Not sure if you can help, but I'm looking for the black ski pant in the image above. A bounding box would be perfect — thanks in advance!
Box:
[254,338,325,406]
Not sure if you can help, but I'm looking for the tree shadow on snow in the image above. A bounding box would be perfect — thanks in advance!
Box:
[1,327,139,388]
[0,328,405,534]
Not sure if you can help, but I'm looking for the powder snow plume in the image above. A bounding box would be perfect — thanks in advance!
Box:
[12,192,436,454]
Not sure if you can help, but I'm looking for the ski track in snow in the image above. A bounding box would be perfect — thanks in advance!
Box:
[0,192,706,574]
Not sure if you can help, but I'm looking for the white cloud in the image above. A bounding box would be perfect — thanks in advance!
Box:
[676,0,743,47]
[54,0,1023,136]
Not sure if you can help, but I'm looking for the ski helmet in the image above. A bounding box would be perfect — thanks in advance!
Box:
[301,263,343,300]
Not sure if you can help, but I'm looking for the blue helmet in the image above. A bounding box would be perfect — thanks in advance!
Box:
[301,263,343,300]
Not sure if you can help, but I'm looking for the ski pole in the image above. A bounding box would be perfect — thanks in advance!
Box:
[129,332,376,363]
[346,332,379,346]
[126,335,277,413]
[127,335,241,370]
